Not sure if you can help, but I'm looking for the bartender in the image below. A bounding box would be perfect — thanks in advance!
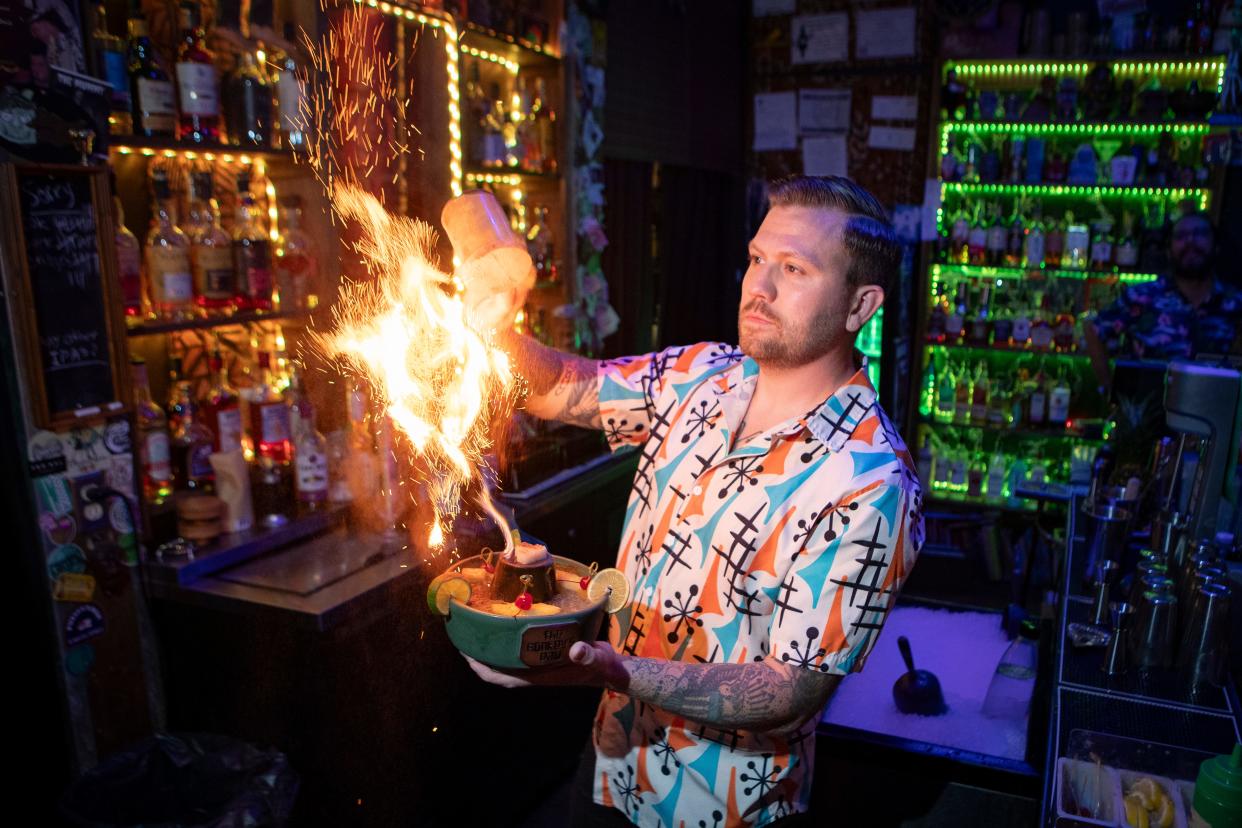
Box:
[466,176,924,826]
[1086,211,1242,390]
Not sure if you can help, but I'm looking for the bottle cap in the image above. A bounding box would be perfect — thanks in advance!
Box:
[1194,744,1242,827]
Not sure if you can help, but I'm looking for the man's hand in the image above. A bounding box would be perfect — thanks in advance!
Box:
[463,641,626,689]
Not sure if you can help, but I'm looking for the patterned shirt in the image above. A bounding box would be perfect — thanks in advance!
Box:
[1092,276,1242,360]
[590,342,924,827]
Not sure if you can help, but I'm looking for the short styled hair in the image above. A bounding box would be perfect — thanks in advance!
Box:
[767,175,900,298]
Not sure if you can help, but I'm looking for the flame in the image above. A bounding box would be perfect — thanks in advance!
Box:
[316,184,516,550]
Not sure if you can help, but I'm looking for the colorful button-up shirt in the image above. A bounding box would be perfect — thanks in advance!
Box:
[1092,276,1242,360]
[590,342,924,827]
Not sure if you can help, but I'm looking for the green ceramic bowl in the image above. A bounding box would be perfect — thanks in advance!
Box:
[434,554,606,669]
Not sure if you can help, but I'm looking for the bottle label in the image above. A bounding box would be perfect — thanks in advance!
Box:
[1115,242,1138,268]
[144,431,172,481]
[148,246,193,303]
[296,446,329,499]
[216,407,243,452]
[260,402,290,444]
[193,244,235,299]
[1049,390,1071,422]
[136,78,176,129]
[1012,318,1031,342]
[117,242,142,310]
[277,73,306,130]
[236,240,273,299]
[176,62,220,116]
[102,51,130,104]
[1029,391,1046,422]
[1030,325,1054,349]
[1024,235,1045,267]
[188,441,214,479]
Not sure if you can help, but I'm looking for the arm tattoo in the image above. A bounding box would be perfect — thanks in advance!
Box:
[616,656,841,734]
[500,331,602,428]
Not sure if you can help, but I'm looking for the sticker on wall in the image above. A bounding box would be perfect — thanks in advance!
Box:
[108,497,135,537]
[107,455,135,501]
[34,475,73,517]
[65,644,96,676]
[38,511,77,545]
[53,573,96,603]
[64,604,106,647]
[103,418,131,454]
[47,544,87,581]
[27,430,67,477]
[65,428,106,473]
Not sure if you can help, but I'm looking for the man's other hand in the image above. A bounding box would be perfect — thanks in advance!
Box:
[462,641,626,689]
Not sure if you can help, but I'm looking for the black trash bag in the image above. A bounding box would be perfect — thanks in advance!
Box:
[60,732,298,827]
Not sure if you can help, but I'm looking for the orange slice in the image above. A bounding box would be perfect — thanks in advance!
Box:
[587,568,630,614]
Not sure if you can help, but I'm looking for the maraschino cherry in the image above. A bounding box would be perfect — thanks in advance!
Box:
[514,574,534,610]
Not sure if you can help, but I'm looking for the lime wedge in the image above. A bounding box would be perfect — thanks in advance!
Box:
[587,568,630,614]
[428,576,471,616]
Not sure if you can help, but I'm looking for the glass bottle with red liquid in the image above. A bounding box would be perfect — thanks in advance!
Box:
[232,173,275,311]
[201,349,242,453]
[247,350,291,464]
[169,376,215,492]
[113,196,145,322]
[132,358,173,504]
[174,0,222,143]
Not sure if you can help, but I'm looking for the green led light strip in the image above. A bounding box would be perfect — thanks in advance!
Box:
[944,58,1225,95]
[943,121,1210,137]
[931,263,1160,285]
[941,181,1210,210]
[926,343,1090,362]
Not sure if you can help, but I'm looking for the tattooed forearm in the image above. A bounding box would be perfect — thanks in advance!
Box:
[615,656,840,734]
[498,331,602,428]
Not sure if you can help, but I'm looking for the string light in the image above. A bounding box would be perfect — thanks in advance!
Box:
[932,263,1159,285]
[463,45,519,74]
[942,181,1210,211]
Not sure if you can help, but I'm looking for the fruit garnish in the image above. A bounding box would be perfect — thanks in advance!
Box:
[1153,794,1175,828]
[587,567,630,614]
[1129,777,1161,810]
[580,561,600,590]
[1123,793,1149,828]
[482,549,496,574]
[515,574,534,610]
[427,576,471,616]
[519,603,560,617]
[486,601,521,617]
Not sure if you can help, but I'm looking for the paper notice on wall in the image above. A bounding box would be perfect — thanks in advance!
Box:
[753,91,798,151]
[790,13,849,64]
[871,94,919,121]
[798,89,851,133]
[753,0,796,15]
[802,134,848,177]
[869,125,917,150]
[856,7,916,59]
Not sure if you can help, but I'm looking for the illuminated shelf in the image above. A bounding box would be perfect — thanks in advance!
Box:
[931,263,1159,285]
[111,136,293,162]
[462,20,560,63]
[927,342,1090,362]
[945,57,1225,92]
[926,490,1039,512]
[942,121,1212,137]
[941,181,1210,210]
[127,308,312,337]
[465,168,559,185]
[916,414,1104,443]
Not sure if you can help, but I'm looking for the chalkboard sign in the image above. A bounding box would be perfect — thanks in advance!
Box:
[1,164,129,428]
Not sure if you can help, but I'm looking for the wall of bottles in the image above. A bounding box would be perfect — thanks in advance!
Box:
[917,57,1224,509]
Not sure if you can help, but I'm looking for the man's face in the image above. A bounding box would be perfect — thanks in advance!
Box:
[1170,216,1213,279]
[739,205,855,369]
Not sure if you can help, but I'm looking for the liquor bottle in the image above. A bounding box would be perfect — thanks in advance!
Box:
[1023,203,1045,269]
[92,1,132,134]
[936,360,956,423]
[225,51,272,147]
[170,375,215,491]
[1004,205,1024,268]
[113,196,144,322]
[1011,287,1032,347]
[533,77,557,174]
[1048,370,1071,426]
[991,281,1013,345]
[986,446,1008,500]
[202,349,243,453]
[987,379,1009,427]
[967,440,987,499]
[1089,220,1114,272]
[132,358,173,504]
[1029,293,1055,350]
[1028,444,1048,486]
[1053,294,1078,352]
[289,369,329,510]
[970,363,990,425]
[465,60,487,165]
[940,134,960,181]
[247,350,291,464]
[274,26,308,152]
[274,195,316,311]
[127,15,176,138]
[985,204,1007,267]
[946,282,967,343]
[949,207,971,264]
[233,173,274,311]
[926,282,947,343]
[968,283,991,346]
[187,171,235,312]
[526,204,556,285]
[949,441,968,493]
[1044,216,1065,269]
[145,170,194,320]
[1028,362,1048,426]
[1064,215,1090,270]
[954,363,972,424]
[166,354,190,434]
[175,1,221,143]
[1114,211,1139,271]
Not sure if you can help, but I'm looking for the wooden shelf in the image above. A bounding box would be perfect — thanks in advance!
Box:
[127,308,312,337]
[461,21,560,64]
[111,135,295,161]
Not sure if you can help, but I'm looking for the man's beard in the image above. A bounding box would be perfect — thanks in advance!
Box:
[738,298,845,369]
[1174,249,1212,281]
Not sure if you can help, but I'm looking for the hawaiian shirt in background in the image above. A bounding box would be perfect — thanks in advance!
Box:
[1092,276,1242,360]
[590,342,924,827]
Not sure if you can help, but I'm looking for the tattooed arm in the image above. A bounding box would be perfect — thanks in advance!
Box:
[618,654,841,734]
[498,331,602,429]
[465,642,840,735]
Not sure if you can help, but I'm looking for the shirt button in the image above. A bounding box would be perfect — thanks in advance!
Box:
[692,485,703,496]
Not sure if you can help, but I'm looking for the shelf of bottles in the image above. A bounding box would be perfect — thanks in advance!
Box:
[918,56,1224,509]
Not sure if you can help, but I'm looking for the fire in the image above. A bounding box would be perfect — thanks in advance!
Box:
[316,184,517,550]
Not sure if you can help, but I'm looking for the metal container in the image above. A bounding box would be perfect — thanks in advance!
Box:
[1103,602,1134,676]
[1080,503,1132,588]
[1131,589,1178,669]
[1176,580,1233,687]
